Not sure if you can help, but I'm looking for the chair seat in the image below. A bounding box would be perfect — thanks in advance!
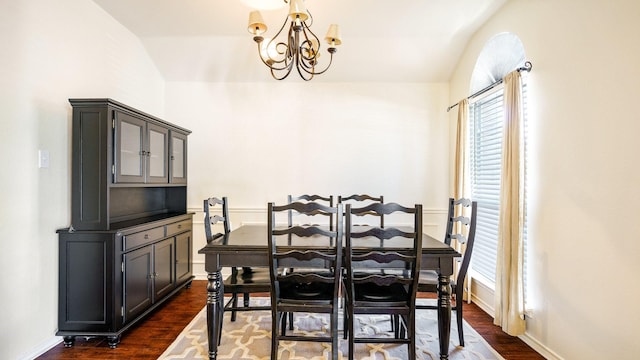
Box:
[280,281,335,302]
[355,282,408,303]
[224,268,271,291]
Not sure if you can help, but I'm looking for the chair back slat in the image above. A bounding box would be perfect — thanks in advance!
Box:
[347,226,415,240]
[352,273,414,286]
[338,194,384,227]
[272,225,335,238]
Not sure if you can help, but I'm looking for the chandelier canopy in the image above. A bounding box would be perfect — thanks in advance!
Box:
[247,0,342,81]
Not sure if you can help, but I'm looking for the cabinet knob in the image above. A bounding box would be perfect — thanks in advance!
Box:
[144,234,149,239]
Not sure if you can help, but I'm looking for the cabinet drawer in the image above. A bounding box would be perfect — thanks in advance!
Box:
[123,226,165,251]
[166,219,192,237]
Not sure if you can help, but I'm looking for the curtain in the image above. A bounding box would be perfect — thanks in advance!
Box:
[453,99,470,300]
[454,99,469,202]
[493,70,526,335]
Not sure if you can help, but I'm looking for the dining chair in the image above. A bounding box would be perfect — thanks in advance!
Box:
[268,201,343,360]
[343,202,422,360]
[203,197,271,327]
[287,194,334,230]
[338,194,384,227]
[416,197,477,346]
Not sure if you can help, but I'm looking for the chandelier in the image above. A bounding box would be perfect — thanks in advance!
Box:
[247,0,342,81]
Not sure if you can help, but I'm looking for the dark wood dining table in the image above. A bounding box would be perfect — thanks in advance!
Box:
[198,224,461,360]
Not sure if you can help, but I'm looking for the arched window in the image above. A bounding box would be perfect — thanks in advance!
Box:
[468,33,529,300]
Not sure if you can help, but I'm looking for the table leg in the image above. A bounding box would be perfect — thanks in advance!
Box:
[437,274,452,360]
[206,271,222,360]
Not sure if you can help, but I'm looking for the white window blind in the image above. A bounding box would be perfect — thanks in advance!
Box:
[469,88,504,284]
[468,79,528,289]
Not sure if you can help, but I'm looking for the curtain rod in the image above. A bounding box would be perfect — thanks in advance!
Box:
[447,61,533,112]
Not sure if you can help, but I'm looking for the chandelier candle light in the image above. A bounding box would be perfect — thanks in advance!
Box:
[247,0,341,80]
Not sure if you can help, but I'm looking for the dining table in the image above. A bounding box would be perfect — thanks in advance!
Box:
[198,224,461,360]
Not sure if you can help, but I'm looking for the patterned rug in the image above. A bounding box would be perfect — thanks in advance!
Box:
[158,298,503,360]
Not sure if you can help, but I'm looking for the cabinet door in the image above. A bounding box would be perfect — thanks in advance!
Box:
[146,123,169,183]
[123,246,153,323]
[114,112,146,183]
[175,231,192,284]
[169,132,188,184]
[153,238,175,299]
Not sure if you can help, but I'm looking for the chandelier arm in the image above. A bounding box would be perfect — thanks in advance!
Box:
[298,52,334,76]
[299,25,321,62]
[263,21,297,80]
[305,8,314,27]
[256,15,293,67]
[271,61,295,80]
[291,23,313,81]
[254,41,290,71]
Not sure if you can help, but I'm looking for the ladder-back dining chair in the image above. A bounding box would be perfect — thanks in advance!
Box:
[203,197,270,329]
[268,201,343,360]
[416,197,477,346]
[343,202,422,360]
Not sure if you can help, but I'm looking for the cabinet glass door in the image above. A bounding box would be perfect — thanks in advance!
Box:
[115,113,145,183]
[146,124,168,183]
[170,132,187,184]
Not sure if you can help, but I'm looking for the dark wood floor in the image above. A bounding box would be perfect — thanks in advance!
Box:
[38,280,545,359]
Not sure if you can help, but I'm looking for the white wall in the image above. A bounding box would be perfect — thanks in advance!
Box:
[449,1,640,359]
[0,1,451,357]
[163,81,452,276]
[0,1,165,359]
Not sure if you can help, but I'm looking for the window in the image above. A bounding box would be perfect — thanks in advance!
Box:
[469,79,528,289]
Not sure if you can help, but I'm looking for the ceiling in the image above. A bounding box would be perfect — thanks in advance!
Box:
[92,0,507,83]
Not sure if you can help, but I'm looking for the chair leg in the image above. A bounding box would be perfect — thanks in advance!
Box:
[399,315,406,339]
[331,309,338,360]
[343,309,348,340]
[456,299,465,347]
[272,312,280,360]
[230,292,238,322]
[408,313,416,360]
[393,314,400,338]
[281,312,287,335]
[347,309,355,360]
[243,292,250,307]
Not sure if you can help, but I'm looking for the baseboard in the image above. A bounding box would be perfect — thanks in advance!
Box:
[519,333,563,360]
[17,335,62,360]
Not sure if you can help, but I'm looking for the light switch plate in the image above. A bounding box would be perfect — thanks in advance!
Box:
[39,150,50,168]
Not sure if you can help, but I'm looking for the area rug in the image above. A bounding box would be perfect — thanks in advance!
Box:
[158,298,503,360]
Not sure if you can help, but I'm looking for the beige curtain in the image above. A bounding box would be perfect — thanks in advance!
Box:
[493,70,526,335]
[453,99,470,299]
[454,99,469,202]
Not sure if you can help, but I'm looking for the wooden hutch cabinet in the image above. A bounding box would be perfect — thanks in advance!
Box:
[57,99,194,348]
